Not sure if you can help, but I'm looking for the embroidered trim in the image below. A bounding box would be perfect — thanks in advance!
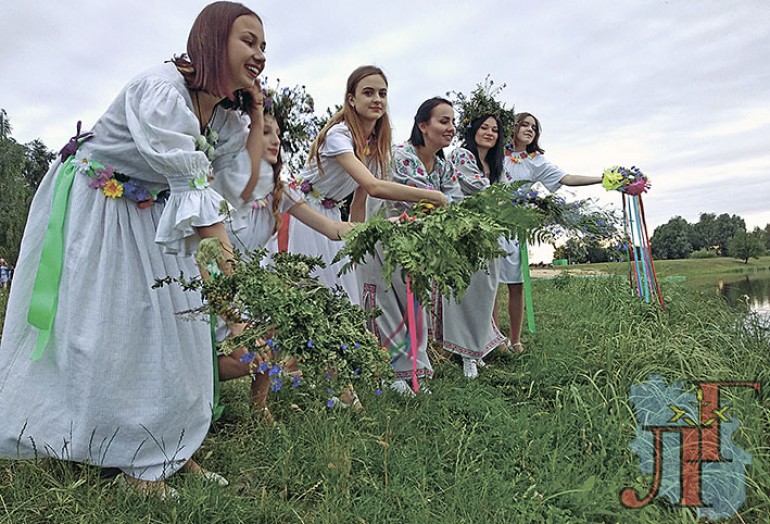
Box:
[504,147,538,164]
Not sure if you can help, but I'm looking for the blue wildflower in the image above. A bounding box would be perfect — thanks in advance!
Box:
[292,376,302,388]
[325,372,332,380]
[239,352,256,364]
[307,340,314,348]
[326,398,336,408]
[257,361,269,374]
[271,377,282,391]
[375,389,383,397]
[265,338,275,349]
[268,364,281,377]
[354,342,360,349]
[340,344,348,352]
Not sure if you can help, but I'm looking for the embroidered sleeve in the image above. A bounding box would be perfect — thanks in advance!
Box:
[449,148,489,196]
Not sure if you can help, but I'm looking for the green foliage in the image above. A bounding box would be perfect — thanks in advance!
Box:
[155,243,393,395]
[1,277,767,523]
[337,183,616,306]
[651,216,693,259]
[728,228,765,264]
[689,247,718,259]
[336,184,540,306]
[0,109,55,263]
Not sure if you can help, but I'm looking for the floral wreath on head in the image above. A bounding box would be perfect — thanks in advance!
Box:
[447,75,516,144]
[260,78,323,176]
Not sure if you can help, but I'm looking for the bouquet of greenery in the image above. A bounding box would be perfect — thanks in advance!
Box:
[154,241,393,399]
[335,183,617,306]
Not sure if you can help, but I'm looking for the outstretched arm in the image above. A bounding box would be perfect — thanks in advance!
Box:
[288,201,355,241]
[336,153,448,207]
[559,174,603,187]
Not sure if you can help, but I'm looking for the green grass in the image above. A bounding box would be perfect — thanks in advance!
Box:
[560,255,770,279]
[0,278,768,523]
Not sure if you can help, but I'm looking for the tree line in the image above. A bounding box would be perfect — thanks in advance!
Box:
[650,213,768,264]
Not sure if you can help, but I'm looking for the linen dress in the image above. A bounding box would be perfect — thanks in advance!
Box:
[498,150,564,283]
[213,158,302,256]
[359,142,463,382]
[0,63,246,481]
[431,148,505,360]
[285,122,366,305]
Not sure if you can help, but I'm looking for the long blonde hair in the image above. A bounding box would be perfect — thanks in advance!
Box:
[308,65,392,178]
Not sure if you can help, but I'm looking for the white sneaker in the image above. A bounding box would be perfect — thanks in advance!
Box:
[390,379,416,397]
[476,358,487,368]
[463,358,478,379]
[417,379,432,395]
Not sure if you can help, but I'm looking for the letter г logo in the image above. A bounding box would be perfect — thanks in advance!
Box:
[620,375,761,521]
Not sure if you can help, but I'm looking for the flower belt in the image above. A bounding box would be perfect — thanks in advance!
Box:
[290,177,342,210]
[26,121,205,361]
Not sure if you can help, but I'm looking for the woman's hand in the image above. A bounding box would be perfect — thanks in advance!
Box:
[428,190,448,207]
[244,83,265,121]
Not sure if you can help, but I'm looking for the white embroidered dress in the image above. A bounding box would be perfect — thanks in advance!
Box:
[213,157,301,255]
[359,142,463,381]
[499,150,564,283]
[286,122,363,304]
[0,63,246,481]
[431,148,505,359]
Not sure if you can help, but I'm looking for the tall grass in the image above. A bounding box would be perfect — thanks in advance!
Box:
[0,277,767,523]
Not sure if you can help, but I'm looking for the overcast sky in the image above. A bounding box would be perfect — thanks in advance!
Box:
[2,0,769,259]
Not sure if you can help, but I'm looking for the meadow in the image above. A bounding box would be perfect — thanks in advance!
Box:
[0,259,768,523]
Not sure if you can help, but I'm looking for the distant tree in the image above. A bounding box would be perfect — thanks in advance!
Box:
[0,132,32,263]
[713,213,745,256]
[762,224,770,250]
[24,139,55,191]
[651,216,693,259]
[692,212,716,251]
[728,228,765,264]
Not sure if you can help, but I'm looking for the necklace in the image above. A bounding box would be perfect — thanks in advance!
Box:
[194,91,219,160]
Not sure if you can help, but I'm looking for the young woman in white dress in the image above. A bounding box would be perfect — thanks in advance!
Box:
[286,66,448,305]
[500,112,602,352]
[438,113,508,378]
[360,97,463,396]
[0,1,268,497]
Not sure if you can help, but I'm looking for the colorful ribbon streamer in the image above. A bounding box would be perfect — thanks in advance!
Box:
[519,238,536,334]
[209,314,225,422]
[27,159,78,361]
[405,277,420,393]
[622,193,665,310]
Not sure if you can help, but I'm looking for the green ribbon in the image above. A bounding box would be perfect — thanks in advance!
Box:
[210,314,225,422]
[520,238,536,334]
[27,159,78,360]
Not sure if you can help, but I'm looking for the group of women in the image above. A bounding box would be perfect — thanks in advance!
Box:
[0,1,601,496]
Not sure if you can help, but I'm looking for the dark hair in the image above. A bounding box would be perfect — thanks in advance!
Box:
[309,65,392,178]
[462,114,505,183]
[409,97,453,156]
[172,2,262,111]
[514,112,545,154]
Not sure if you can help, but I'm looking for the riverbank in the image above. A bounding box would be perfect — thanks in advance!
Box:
[1,276,767,523]
[536,255,770,279]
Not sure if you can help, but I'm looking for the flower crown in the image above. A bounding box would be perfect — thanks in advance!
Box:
[448,76,516,143]
[261,78,323,175]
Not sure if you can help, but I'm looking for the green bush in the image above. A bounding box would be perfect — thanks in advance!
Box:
[689,248,718,259]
